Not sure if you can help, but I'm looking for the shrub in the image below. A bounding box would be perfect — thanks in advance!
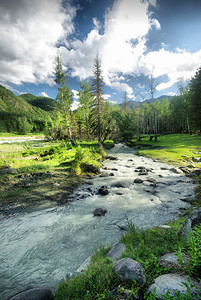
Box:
[54,258,119,300]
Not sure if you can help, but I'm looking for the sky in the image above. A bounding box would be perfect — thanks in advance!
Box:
[0,0,201,105]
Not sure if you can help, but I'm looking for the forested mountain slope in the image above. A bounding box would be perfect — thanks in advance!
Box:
[0,85,55,134]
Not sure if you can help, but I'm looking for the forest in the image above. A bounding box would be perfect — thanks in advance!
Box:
[0,55,201,141]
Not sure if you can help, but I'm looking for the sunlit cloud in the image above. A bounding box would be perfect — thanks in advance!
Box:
[39,92,49,98]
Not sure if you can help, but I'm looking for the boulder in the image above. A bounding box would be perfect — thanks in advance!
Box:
[76,255,92,272]
[134,178,143,184]
[114,258,146,285]
[99,172,109,177]
[147,274,201,299]
[80,163,99,174]
[9,288,53,300]
[105,242,126,262]
[169,167,183,174]
[159,252,189,269]
[109,172,115,176]
[98,186,109,195]
[93,207,107,217]
[139,171,148,176]
[182,207,201,240]
[111,181,127,188]
[106,155,118,161]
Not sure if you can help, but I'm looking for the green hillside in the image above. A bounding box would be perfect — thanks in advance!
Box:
[21,93,60,112]
[0,85,55,134]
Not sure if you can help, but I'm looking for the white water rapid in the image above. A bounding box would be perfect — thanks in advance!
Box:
[0,144,196,299]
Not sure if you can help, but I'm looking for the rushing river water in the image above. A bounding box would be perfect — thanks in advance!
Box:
[0,144,196,299]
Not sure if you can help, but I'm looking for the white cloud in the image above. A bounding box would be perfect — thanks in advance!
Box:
[103,94,111,100]
[141,48,201,90]
[71,101,79,111]
[39,92,49,98]
[0,0,76,85]
[72,89,79,100]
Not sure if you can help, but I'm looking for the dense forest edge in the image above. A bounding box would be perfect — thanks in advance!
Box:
[1,57,201,299]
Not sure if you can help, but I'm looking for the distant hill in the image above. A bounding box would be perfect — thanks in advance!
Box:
[0,85,56,134]
[120,95,173,109]
[21,93,60,112]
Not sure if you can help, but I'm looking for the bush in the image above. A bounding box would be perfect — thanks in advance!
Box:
[54,258,119,300]
[187,224,201,277]
[103,140,115,150]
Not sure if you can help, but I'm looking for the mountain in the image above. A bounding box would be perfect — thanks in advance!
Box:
[21,93,60,112]
[0,85,55,134]
[119,95,173,109]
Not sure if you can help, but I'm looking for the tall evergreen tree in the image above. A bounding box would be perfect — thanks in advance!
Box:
[188,67,201,131]
[54,54,75,145]
[91,53,105,144]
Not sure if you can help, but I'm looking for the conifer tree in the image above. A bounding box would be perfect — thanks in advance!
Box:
[55,53,75,145]
[91,53,105,144]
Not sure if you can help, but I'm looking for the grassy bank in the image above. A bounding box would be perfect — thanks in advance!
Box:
[54,134,201,299]
[0,138,114,208]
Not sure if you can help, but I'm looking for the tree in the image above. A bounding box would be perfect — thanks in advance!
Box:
[148,72,158,141]
[77,81,93,140]
[54,53,75,145]
[188,67,201,131]
[91,53,105,144]
[122,91,129,111]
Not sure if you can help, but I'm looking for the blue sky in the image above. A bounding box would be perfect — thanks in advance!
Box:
[0,0,201,105]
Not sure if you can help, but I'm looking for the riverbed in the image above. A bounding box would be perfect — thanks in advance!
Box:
[0,144,196,299]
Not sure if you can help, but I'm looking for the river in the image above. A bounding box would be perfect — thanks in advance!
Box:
[0,144,196,299]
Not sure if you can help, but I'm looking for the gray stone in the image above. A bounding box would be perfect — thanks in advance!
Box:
[182,207,201,240]
[192,157,201,162]
[114,258,146,285]
[9,288,53,300]
[139,171,148,176]
[169,167,183,174]
[159,252,189,268]
[105,242,126,261]
[111,181,127,188]
[99,172,109,177]
[98,186,109,195]
[134,178,143,184]
[93,207,107,217]
[147,274,201,299]
[76,255,92,272]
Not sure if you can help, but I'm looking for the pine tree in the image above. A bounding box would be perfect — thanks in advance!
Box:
[54,54,75,145]
[91,53,105,144]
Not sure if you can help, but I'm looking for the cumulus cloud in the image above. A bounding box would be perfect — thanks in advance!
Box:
[0,0,76,85]
[39,92,49,98]
[72,89,79,100]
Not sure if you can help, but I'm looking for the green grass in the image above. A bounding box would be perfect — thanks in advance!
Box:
[129,134,201,167]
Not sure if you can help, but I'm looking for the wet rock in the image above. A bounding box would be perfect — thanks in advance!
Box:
[98,186,109,195]
[187,168,201,177]
[9,288,53,300]
[111,168,118,171]
[115,192,123,195]
[159,252,190,269]
[138,171,148,176]
[161,167,168,170]
[93,207,107,217]
[83,180,93,185]
[114,258,146,285]
[99,172,109,177]
[109,172,115,176]
[169,167,183,174]
[134,178,143,184]
[147,274,201,299]
[111,181,127,188]
[105,242,126,261]
[106,155,118,161]
[76,255,92,272]
[192,157,201,162]
[179,166,191,174]
[146,178,156,184]
[182,207,201,240]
